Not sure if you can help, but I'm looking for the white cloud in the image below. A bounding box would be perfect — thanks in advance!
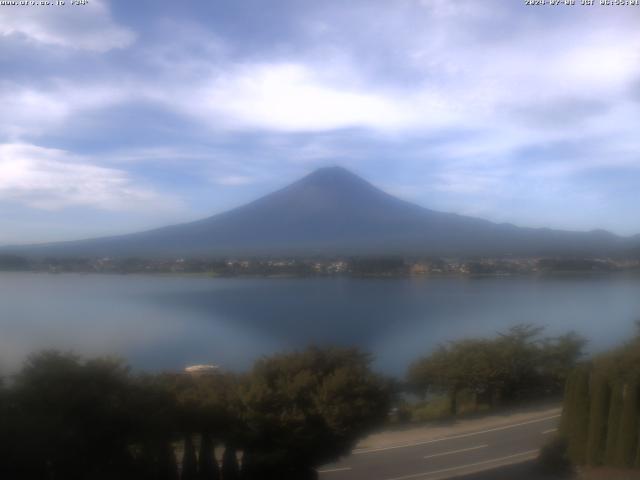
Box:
[0,82,129,140]
[213,175,256,186]
[0,143,181,211]
[0,0,134,51]
[175,62,412,132]
[4,3,639,151]
[147,12,640,144]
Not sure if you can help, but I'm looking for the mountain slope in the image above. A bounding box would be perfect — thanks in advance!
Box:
[6,167,636,258]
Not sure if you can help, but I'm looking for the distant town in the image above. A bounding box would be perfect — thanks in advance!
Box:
[1,254,639,277]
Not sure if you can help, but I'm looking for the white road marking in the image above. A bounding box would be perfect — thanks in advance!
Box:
[542,428,557,435]
[353,414,560,455]
[423,444,488,459]
[384,449,539,480]
[318,467,353,474]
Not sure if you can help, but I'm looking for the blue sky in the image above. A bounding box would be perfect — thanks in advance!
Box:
[1,0,639,244]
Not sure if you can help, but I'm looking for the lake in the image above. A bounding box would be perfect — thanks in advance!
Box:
[1,272,639,376]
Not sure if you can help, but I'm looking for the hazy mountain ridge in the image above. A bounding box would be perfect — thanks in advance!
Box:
[5,167,638,258]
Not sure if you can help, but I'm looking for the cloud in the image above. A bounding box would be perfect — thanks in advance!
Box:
[0,82,129,140]
[144,10,640,144]
[0,0,134,51]
[5,2,639,148]
[0,143,181,211]
[213,175,256,186]
[172,62,412,132]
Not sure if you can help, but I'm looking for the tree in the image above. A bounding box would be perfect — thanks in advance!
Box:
[614,380,639,467]
[586,371,610,465]
[559,368,575,438]
[11,351,138,479]
[198,432,220,480]
[408,325,583,415]
[408,344,459,414]
[492,324,545,402]
[156,441,180,480]
[566,367,590,464]
[349,257,406,276]
[0,375,40,479]
[159,371,241,450]
[238,347,391,479]
[221,445,240,480]
[408,339,502,415]
[182,434,198,480]
[127,373,182,479]
[0,254,29,271]
[560,326,640,469]
[539,332,587,395]
[239,449,259,480]
[604,381,624,465]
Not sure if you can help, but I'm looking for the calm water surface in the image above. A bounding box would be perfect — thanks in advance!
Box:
[1,272,639,375]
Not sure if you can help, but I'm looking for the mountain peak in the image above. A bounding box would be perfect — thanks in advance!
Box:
[296,166,375,192]
[307,165,353,176]
[303,165,359,180]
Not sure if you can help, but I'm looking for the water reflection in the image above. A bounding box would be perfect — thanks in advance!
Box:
[1,272,639,375]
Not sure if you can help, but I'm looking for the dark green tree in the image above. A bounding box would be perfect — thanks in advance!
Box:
[182,434,198,480]
[408,325,583,415]
[560,325,640,469]
[0,254,29,271]
[614,381,639,467]
[559,368,575,438]
[586,371,610,465]
[157,441,180,480]
[221,446,240,480]
[198,432,220,480]
[239,450,259,480]
[12,351,138,479]
[539,332,587,395]
[493,324,545,402]
[408,339,503,414]
[604,381,624,465]
[129,373,181,479]
[159,371,241,454]
[566,366,590,464]
[408,344,461,414]
[238,347,391,478]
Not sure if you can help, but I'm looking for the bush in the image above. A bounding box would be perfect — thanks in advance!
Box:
[537,436,574,477]
[238,347,392,477]
[410,398,452,422]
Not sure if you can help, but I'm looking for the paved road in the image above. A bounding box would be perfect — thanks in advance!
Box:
[318,413,560,480]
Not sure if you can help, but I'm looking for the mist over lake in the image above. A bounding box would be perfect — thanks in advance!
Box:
[1,272,639,376]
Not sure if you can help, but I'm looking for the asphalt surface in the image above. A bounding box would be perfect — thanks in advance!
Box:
[318,413,560,480]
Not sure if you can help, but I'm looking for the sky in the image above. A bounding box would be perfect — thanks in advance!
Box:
[1,0,639,245]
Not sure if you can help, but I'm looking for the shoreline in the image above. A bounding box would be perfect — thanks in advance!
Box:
[2,269,640,279]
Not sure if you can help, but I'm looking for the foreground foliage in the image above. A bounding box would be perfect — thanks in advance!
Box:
[407,325,585,416]
[0,347,391,480]
[561,325,640,469]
